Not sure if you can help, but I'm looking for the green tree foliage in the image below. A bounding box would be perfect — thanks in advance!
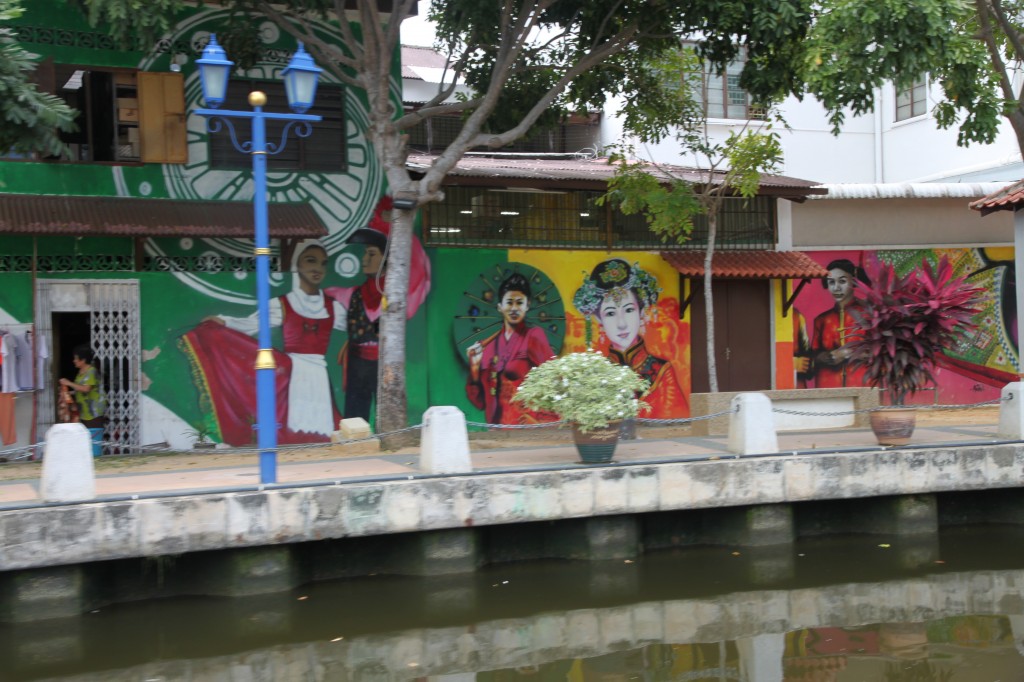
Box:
[0,0,75,158]
[80,0,815,432]
[802,0,1022,152]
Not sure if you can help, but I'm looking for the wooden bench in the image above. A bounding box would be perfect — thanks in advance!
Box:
[689,387,880,436]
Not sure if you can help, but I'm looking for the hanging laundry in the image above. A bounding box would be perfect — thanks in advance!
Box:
[15,330,33,390]
[0,334,18,394]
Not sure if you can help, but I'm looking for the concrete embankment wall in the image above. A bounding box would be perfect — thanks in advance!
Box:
[3,443,1024,621]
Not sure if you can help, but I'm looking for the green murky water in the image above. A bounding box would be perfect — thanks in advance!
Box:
[3,526,1024,680]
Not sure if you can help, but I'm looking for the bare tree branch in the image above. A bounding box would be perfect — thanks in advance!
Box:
[973,0,1019,107]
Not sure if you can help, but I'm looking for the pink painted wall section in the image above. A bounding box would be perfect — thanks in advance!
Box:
[778,248,1015,405]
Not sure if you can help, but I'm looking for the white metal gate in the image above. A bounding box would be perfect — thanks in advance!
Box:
[35,280,141,450]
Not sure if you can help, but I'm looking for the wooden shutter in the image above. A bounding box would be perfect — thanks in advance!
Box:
[30,57,56,94]
[138,72,187,164]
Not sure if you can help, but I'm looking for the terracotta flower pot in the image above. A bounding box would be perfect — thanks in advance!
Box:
[571,421,622,464]
[869,408,916,446]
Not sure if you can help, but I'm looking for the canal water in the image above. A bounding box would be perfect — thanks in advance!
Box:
[4,525,1024,680]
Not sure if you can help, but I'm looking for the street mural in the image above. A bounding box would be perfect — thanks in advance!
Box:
[788,249,1012,404]
[572,258,688,416]
[179,197,431,445]
[456,263,564,425]
[450,253,690,425]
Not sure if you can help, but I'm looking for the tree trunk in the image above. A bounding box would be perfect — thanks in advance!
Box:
[704,212,719,392]
[376,205,413,446]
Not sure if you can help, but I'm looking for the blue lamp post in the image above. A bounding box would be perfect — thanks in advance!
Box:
[195,35,322,484]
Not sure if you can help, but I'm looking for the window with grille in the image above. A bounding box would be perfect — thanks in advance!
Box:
[209,80,346,172]
[895,75,928,121]
[424,187,776,250]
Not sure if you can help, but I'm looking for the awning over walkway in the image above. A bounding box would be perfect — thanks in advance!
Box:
[0,194,327,238]
[661,250,828,279]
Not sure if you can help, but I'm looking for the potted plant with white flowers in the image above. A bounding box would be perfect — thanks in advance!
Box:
[513,349,650,463]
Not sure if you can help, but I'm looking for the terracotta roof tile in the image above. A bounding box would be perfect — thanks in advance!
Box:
[969,179,1024,215]
[661,250,829,279]
[0,194,327,238]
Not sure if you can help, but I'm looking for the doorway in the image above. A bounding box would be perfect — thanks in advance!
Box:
[52,312,91,400]
[36,280,141,450]
[690,278,772,393]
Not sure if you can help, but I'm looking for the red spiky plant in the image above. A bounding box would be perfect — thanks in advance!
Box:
[845,256,985,406]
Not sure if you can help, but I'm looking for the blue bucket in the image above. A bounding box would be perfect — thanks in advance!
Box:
[88,428,103,457]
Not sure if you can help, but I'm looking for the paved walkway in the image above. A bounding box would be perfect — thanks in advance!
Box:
[0,418,1005,509]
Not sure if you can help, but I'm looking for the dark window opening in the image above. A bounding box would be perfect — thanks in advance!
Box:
[209,80,346,172]
[49,64,140,162]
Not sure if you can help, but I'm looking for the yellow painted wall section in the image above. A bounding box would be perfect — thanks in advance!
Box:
[511,250,691,416]
[775,279,796,390]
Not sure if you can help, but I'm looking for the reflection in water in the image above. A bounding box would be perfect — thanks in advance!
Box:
[4,527,1024,680]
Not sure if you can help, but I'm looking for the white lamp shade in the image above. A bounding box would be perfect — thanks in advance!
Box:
[195,34,234,108]
[282,42,322,113]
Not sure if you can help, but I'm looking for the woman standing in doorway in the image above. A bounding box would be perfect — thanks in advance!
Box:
[59,344,107,431]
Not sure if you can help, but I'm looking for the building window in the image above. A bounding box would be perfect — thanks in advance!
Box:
[682,46,765,121]
[896,76,928,121]
[22,62,187,164]
[50,65,140,162]
[209,79,346,172]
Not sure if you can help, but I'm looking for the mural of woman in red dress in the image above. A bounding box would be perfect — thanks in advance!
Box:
[180,239,346,445]
[465,272,555,424]
[809,258,871,388]
[573,258,687,417]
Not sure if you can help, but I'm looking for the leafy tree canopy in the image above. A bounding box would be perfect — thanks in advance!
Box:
[0,0,75,158]
[801,0,1015,150]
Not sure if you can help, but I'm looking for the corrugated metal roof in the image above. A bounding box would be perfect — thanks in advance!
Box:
[407,153,826,196]
[811,182,1008,200]
[969,179,1024,215]
[0,194,327,238]
[661,250,829,279]
[401,45,454,80]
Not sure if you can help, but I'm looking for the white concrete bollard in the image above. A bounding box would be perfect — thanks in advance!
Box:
[420,406,472,474]
[998,382,1024,439]
[40,423,96,502]
[728,393,779,455]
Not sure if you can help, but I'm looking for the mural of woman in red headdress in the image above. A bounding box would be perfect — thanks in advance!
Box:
[324,196,432,422]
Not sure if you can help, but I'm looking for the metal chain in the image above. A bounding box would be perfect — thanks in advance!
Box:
[0,424,427,462]
[465,420,567,429]
[636,407,739,426]
[771,396,1005,418]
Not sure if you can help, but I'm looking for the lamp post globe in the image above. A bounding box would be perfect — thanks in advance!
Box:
[281,42,322,113]
[195,34,233,108]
